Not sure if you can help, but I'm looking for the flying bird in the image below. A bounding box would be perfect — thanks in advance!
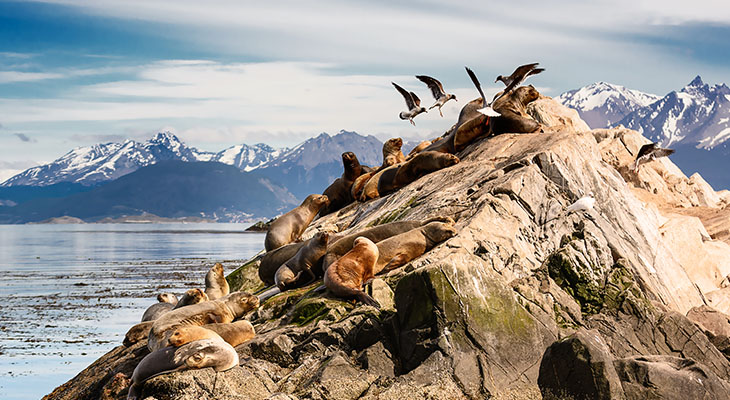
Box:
[392,82,427,126]
[415,75,457,117]
[491,62,545,104]
[566,192,595,213]
[465,66,501,117]
[632,142,675,171]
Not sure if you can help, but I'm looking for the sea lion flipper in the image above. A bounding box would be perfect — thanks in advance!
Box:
[382,253,410,273]
[355,292,381,309]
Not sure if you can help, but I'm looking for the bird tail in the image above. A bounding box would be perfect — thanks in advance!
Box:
[465,66,487,108]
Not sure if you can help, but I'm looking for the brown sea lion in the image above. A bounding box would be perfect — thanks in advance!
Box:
[322,216,455,272]
[173,288,208,310]
[258,240,308,286]
[407,138,436,157]
[141,293,179,322]
[167,326,223,347]
[202,320,255,347]
[124,321,154,346]
[351,171,375,201]
[148,291,259,351]
[377,151,459,196]
[127,338,238,400]
[324,237,380,307]
[319,152,369,217]
[360,164,399,201]
[374,221,457,274]
[422,98,484,154]
[382,138,405,167]
[488,85,541,136]
[274,231,330,290]
[205,263,229,300]
[265,194,329,251]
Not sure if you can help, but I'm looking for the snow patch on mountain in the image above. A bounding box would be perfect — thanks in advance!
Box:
[557,81,660,128]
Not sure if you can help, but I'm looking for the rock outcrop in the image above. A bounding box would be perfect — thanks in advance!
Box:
[46,95,730,400]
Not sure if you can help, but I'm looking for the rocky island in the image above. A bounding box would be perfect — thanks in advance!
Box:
[44,95,730,400]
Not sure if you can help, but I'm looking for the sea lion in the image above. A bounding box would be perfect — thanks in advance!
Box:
[168,326,223,347]
[421,98,484,154]
[148,291,259,351]
[173,288,208,310]
[374,221,457,274]
[258,240,309,286]
[407,138,436,157]
[274,231,330,290]
[141,293,179,322]
[351,171,375,201]
[202,320,255,347]
[319,152,367,217]
[386,151,459,193]
[324,237,380,307]
[127,338,238,400]
[382,138,405,167]
[265,194,329,251]
[360,164,399,201]
[488,85,541,136]
[205,263,229,300]
[124,321,154,346]
[322,216,454,272]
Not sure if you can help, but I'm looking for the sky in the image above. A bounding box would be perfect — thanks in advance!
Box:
[1,0,730,182]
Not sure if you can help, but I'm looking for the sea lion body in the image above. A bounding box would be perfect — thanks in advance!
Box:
[274,231,330,290]
[205,263,230,300]
[382,138,405,168]
[319,152,367,217]
[374,221,457,274]
[173,288,208,309]
[351,171,375,200]
[324,237,380,307]
[168,326,223,347]
[376,151,459,196]
[258,240,308,285]
[265,194,329,251]
[361,165,399,201]
[148,291,259,351]
[127,338,238,400]
[322,217,454,271]
[202,320,256,347]
[407,139,436,157]
[489,85,541,135]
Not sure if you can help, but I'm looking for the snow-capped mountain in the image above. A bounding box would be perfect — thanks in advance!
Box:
[249,130,383,199]
[618,76,730,149]
[211,143,287,172]
[557,82,660,128]
[1,132,212,186]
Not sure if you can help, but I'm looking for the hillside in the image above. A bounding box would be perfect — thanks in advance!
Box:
[45,97,730,399]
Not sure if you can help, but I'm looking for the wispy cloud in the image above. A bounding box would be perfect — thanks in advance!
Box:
[0,52,36,59]
[0,71,64,83]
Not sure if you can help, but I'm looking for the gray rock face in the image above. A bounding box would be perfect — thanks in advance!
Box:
[46,96,730,400]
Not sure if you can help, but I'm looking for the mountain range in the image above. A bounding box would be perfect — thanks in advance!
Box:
[557,76,730,189]
[0,131,384,223]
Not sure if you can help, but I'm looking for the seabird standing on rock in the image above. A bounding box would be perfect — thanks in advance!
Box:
[392,82,427,126]
[415,75,457,117]
[566,192,595,213]
[632,142,675,171]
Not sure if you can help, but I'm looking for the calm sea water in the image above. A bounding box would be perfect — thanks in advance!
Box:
[0,223,265,400]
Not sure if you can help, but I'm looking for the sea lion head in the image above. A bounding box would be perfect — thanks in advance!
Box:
[353,236,378,253]
[423,222,458,244]
[274,264,296,290]
[384,138,403,152]
[177,339,238,371]
[304,193,330,209]
[342,152,361,170]
[314,231,330,246]
[184,288,208,304]
[224,291,260,315]
[211,263,224,276]
[157,293,178,305]
[440,153,460,168]
[168,326,219,347]
[513,85,540,106]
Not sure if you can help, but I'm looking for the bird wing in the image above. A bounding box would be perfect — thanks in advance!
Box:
[465,66,487,107]
[636,143,657,159]
[416,75,445,100]
[410,91,422,107]
[654,148,675,158]
[392,82,415,109]
[511,63,540,80]
[527,68,545,78]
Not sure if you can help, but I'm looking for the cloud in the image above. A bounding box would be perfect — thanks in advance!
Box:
[69,133,130,143]
[13,133,36,142]
[0,52,35,59]
[0,71,65,84]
